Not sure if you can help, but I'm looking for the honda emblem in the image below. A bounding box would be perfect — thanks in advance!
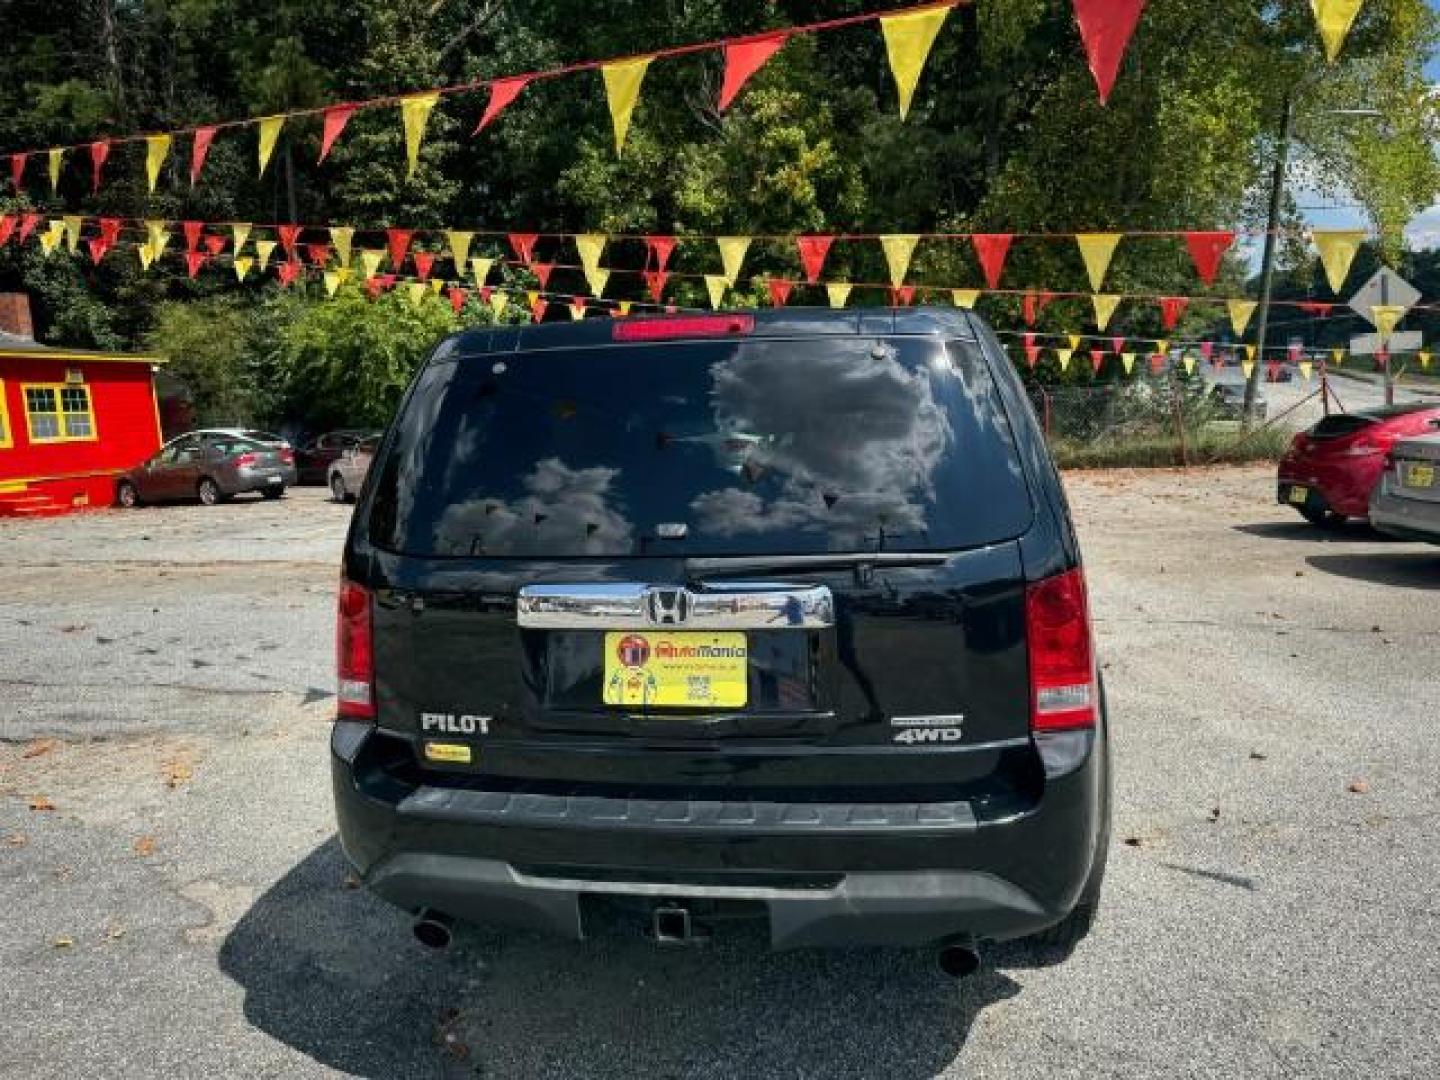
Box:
[646,588,691,625]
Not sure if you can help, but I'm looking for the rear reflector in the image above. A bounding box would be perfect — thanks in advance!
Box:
[1025,568,1096,731]
[612,315,754,342]
[336,580,374,719]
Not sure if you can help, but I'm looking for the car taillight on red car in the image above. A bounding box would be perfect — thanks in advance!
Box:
[1025,568,1096,731]
[337,580,374,719]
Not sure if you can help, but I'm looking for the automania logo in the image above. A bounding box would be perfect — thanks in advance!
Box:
[654,641,747,660]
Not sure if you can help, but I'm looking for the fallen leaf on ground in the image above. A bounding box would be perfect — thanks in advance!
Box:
[104,925,126,941]
[133,836,156,857]
[22,738,57,759]
[162,760,193,789]
[1348,780,1370,794]
[58,624,89,634]
[28,796,55,812]
[1207,806,1221,822]
[1249,751,1268,761]
[4,833,27,847]
[52,936,74,948]
[1122,836,1144,848]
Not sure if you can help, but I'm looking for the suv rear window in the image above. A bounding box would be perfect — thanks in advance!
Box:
[368,336,1033,558]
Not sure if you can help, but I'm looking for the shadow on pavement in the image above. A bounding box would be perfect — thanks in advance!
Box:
[1230,521,1389,543]
[221,839,1024,1078]
[1305,551,1440,589]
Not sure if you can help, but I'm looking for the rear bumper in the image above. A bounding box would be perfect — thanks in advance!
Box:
[1277,458,1382,518]
[225,464,297,493]
[330,721,1107,949]
[1369,483,1440,544]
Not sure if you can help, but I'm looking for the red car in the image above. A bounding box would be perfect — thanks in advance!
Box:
[1278,403,1440,525]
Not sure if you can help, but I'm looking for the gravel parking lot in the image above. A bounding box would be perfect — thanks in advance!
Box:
[2,473,1438,1079]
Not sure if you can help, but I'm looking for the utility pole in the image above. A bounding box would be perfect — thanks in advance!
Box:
[1243,91,1294,426]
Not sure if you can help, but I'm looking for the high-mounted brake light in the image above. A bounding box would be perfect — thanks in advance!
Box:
[336,579,375,719]
[1025,568,1096,732]
[612,315,754,342]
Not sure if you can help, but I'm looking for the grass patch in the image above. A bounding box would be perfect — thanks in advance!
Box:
[1051,424,1292,469]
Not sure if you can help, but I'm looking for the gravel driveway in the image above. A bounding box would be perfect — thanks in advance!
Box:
[1,475,1437,1079]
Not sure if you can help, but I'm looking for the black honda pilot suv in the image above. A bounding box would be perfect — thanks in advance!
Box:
[332,307,1109,972]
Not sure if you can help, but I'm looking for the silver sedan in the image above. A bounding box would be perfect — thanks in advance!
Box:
[116,430,298,507]
[1370,430,1440,543]
[327,434,380,503]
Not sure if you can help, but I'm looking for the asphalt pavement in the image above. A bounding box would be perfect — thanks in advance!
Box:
[1,478,1438,1078]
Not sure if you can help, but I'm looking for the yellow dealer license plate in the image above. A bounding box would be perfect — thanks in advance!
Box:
[1405,463,1435,489]
[603,631,748,708]
[1287,485,1309,505]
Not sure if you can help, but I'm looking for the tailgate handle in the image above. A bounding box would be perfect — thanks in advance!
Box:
[516,582,833,629]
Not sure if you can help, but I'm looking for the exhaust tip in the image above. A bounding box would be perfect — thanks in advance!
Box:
[413,908,454,950]
[937,941,981,979]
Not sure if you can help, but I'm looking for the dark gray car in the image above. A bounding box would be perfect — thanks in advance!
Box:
[116,429,297,507]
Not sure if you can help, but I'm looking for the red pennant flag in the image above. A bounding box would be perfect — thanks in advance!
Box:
[1148,353,1165,374]
[190,126,217,185]
[19,213,41,244]
[570,296,587,320]
[1022,290,1055,327]
[1072,0,1147,105]
[508,232,538,264]
[796,235,834,284]
[185,252,207,279]
[474,76,530,134]
[1089,347,1105,374]
[278,224,302,257]
[1183,230,1233,286]
[1200,340,1214,360]
[86,237,109,265]
[971,233,1013,289]
[413,251,436,281]
[530,261,554,289]
[719,31,789,111]
[204,234,227,257]
[0,215,15,246]
[307,242,331,267]
[529,295,548,322]
[645,236,677,272]
[479,286,493,305]
[1288,343,1302,363]
[10,153,26,192]
[1023,332,1040,369]
[1159,296,1188,330]
[767,278,794,307]
[1298,301,1333,317]
[99,218,121,247]
[643,270,670,302]
[365,276,384,300]
[447,286,468,315]
[890,285,916,307]
[89,141,110,193]
[1111,335,1124,354]
[387,228,414,270]
[183,221,203,253]
[665,304,678,314]
[277,259,301,287]
[319,105,357,163]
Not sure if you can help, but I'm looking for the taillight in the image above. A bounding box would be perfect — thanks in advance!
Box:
[1025,568,1096,731]
[337,580,374,719]
[280,448,295,465]
[612,315,754,341]
[234,452,257,467]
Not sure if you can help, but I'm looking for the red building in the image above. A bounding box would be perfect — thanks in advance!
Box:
[0,294,165,517]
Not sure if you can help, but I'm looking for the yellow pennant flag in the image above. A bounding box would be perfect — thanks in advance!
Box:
[1091,294,1121,331]
[826,282,853,309]
[48,148,63,193]
[470,256,494,289]
[330,227,354,268]
[951,289,980,309]
[716,236,751,286]
[63,215,82,254]
[1067,334,1082,351]
[489,289,509,319]
[1311,0,1364,63]
[1227,299,1257,336]
[880,4,951,120]
[569,300,586,322]
[447,231,474,271]
[146,221,169,260]
[430,277,444,294]
[137,242,155,270]
[257,115,285,176]
[1055,347,1074,372]
[360,249,384,279]
[145,134,171,192]
[324,271,344,298]
[1299,360,1314,380]
[1418,350,1432,370]
[407,282,427,308]
[525,289,540,311]
[231,223,252,254]
[1330,347,1345,366]
[1075,233,1122,292]
[880,234,920,287]
[1372,305,1405,339]
[601,56,653,154]
[617,300,633,317]
[1155,339,1169,357]
[1312,229,1367,293]
[586,267,610,298]
[399,93,440,178]
[1121,352,1136,375]
[1242,360,1256,379]
[39,221,64,255]
[1245,344,1257,363]
[256,239,277,272]
[704,275,728,310]
[575,234,607,279]
[1183,355,1196,375]
[233,256,253,282]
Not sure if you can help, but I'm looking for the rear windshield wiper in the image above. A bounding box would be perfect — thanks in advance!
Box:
[684,552,950,585]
